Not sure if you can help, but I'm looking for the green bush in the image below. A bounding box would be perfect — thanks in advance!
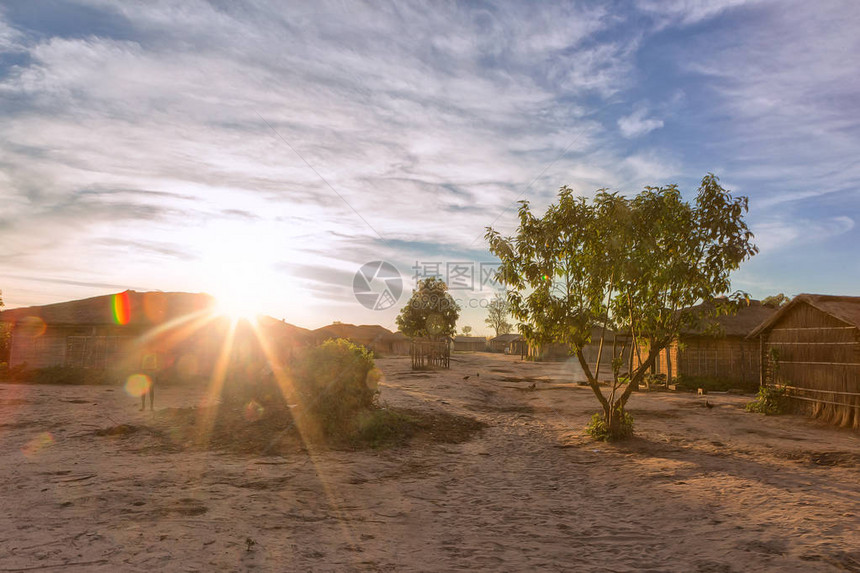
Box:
[745,386,789,415]
[586,408,634,441]
[293,338,379,435]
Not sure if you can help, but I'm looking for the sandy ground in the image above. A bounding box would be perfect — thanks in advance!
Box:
[1,352,859,572]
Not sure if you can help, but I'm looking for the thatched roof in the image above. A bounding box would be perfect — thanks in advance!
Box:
[255,316,314,345]
[680,299,778,338]
[313,323,401,343]
[748,294,860,338]
[453,336,486,343]
[0,290,215,327]
[491,333,522,343]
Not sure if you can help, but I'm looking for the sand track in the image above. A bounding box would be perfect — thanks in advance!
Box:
[1,352,858,571]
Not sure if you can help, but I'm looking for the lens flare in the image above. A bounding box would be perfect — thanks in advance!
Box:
[365,368,383,391]
[244,400,265,422]
[113,292,131,325]
[125,373,152,397]
[19,316,46,337]
[22,432,54,458]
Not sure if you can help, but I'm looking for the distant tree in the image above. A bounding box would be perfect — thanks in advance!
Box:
[487,174,757,440]
[462,326,472,335]
[762,293,790,308]
[484,292,512,337]
[396,277,460,339]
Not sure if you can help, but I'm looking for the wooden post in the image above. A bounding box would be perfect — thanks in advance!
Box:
[666,344,673,385]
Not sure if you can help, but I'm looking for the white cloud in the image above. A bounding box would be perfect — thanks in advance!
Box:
[636,0,761,27]
[618,107,664,138]
[1,0,857,322]
[680,1,860,205]
[0,2,648,325]
[752,216,855,254]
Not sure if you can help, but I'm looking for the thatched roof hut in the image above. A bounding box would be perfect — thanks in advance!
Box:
[489,333,522,353]
[748,294,860,429]
[649,299,778,390]
[452,336,488,352]
[312,323,409,355]
[0,291,216,370]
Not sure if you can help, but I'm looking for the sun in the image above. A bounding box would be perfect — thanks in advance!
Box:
[191,220,287,323]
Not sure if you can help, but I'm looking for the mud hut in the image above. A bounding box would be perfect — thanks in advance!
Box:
[312,323,409,356]
[0,291,216,371]
[452,336,488,352]
[748,294,860,429]
[650,299,778,390]
[489,333,522,353]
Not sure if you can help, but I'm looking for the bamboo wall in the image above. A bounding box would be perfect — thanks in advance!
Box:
[762,302,860,429]
[411,339,450,369]
[653,337,760,387]
[10,325,143,370]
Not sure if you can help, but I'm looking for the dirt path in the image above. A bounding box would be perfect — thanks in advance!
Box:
[1,353,858,571]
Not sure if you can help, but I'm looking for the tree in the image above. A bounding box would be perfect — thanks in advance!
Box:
[762,293,790,308]
[486,174,757,440]
[484,292,512,336]
[396,277,460,339]
[461,326,472,335]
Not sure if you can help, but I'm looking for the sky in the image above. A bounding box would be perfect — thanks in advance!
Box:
[0,0,859,333]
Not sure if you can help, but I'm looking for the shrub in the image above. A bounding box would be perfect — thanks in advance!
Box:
[586,408,634,441]
[293,338,379,435]
[746,386,789,415]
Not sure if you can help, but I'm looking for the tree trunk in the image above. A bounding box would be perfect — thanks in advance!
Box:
[604,400,625,440]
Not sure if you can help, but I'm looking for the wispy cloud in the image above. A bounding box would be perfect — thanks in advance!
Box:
[0,1,858,325]
[618,107,664,138]
[753,216,855,254]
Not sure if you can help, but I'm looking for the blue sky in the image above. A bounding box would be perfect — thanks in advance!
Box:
[0,0,858,332]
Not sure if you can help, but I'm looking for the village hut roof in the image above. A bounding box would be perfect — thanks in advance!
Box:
[313,323,396,343]
[491,333,522,343]
[453,336,487,343]
[680,299,778,338]
[747,294,860,338]
[255,316,314,345]
[0,290,215,327]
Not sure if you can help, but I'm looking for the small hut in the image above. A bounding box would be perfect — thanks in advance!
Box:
[489,333,521,353]
[312,323,408,356]
[0,291,216,371]
[452,336,488,352]
[650,300,778,390]
[748,294,860,429]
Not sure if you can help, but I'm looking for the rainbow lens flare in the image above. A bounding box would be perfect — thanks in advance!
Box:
[113,292,131,325]
[125,373,152,397]
[21,432,54,458]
